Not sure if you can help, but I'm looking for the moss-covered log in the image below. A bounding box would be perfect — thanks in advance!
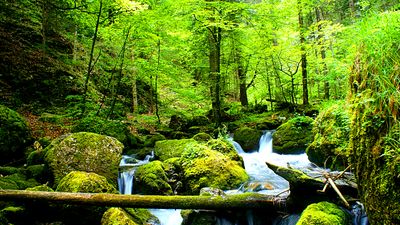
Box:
[0,190,287,210]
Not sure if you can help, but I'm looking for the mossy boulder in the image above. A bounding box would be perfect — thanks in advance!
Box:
[272,116,314,154]
[143,133,166,147]
[306,104,350,169]
[180,143,249,194]
[206,138,243,165]
[154,138,197,161]
[102,208,158,225]
[26,184,54,192]
[56,171,117,193]
[0,173,39,190]
[134,161,173,195]
[192,132,212,142]
[101,208,138,225]
[0,104,32,165]
[44,132,123,186]
[233,127,263,152]
[297,202,350,225]
[55,171,117,224]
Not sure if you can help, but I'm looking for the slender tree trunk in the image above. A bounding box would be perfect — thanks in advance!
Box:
[209,27,222,127]
[108,26,131,119]
[73,25,78,62]
[82,0,103,114]
[316,7,330,100]
[41,0,49,51]
[265,60,273,110]
[132,74,138,114]
[298,0,309,105]
[235,48,248,107]
[155,38,161,124]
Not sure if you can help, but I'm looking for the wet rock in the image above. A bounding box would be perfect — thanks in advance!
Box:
[297,201,350,225]
[233,127,263,152]
[272,116,314,154]
[134,161,173,195]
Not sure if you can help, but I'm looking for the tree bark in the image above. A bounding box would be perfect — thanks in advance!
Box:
[236,48,248,107]
[209,26,222,126]
[298,0,309,105]
[0,190,287,210]
[315,7,330,100]
[82,0,103,114]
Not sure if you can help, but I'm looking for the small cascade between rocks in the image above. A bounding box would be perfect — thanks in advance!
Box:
[117,132,368,225]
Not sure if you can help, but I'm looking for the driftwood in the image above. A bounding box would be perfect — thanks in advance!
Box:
[266,162,325,192]
[266,162,357,208]
[0,190,288,210]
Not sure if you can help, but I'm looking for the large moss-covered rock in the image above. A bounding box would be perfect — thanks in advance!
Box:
[143,133,166,147]
[56,171,117,225]
[44,132,123,186]
[154,138,197,161]
[348,12,400,224]
[306,104,350,169]
[297,201,350,225]
[56,171,117,193]
[101,208,138,225]
[207,138,243,165]
[0,104,32,165]
[233,127,263,152]
[272,116,314,154]
[134,161,173,195]
[180,143,249,194]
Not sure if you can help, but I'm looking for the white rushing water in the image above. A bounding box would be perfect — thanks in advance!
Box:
[118,132,314,224]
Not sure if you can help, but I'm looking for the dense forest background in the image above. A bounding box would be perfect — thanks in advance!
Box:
[0,0,400,224]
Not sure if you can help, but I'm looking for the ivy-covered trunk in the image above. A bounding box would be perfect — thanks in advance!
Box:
[349,12,400,224]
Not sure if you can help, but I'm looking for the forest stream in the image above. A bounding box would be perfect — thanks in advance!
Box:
[118,132,368,225]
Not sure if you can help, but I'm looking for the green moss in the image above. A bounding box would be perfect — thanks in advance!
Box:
[56,171,117,193]
[101,208,138,225]
[125,208,159,224]
[0,166,24,176]
[192,132,212,142]
[206,138,243,165]
[233,127,262,151]
[26,184,54,192]
[0,173,39,190]
[297,202,350,225]
[180,143,249,194]
[348,12,400,224]
[154,138,197,161]
[0,104,32,165]
[272,116,314,154]
[44,132,123,186]
[306,104,350,169]
[134,161,173,195]
[143,133,166,147]
[26,164,49,183]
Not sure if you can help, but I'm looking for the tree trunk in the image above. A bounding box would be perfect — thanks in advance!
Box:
[82,0,103,114]
[155,38,161,124]
[209,26,222,126]
[298,0,309,105]
[315,7,329,100]
[132,75,138,114]
[0,190,287,210]
[236,48,248,107]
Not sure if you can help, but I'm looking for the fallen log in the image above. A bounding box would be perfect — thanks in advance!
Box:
[0,190,288,210]
[266,162,324,192]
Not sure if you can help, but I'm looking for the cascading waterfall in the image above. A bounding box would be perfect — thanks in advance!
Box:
[117,132,367,225]
[118,153,183,225]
